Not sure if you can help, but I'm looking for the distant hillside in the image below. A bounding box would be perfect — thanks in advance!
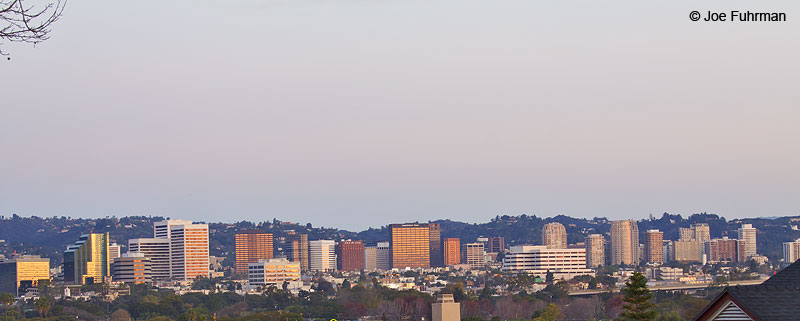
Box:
[2,212,799,267]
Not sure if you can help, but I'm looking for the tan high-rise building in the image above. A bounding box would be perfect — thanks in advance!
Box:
[692,223,711,244]
[63,232,110,284]
[169,222,210,280]
[0,255,50,296]
[610,220,639,265]
[287,232,309,271]
[673,240,702,262]
[585,234,605,268]
[235,230,274,274]
[429,223,443,267]
[391,223,431,268]
[432,294,461,321]
[679,227,693,241]
[543,223,568,249]
[737,224,757,259]
[443,238,461,266]
[487,237,505,253]
[644,230,663,264]
[462,243,485,269]
[336,240,365,271]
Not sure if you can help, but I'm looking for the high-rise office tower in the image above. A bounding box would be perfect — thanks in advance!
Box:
[644,230,663,264]
[168,222,210,280]
[692,223,711,244]
[443,238,461,266]
[610,220,639,265]
[0,255,50,296]
[585,234,605,268]
[111,253,152,284]
[108,243,121,263]
[429,223,443,267]
[375,241,392,270]
[336,240,365,271]
[154,219,194,239]
[235,230,274,274]
[364,245,377,270]
[673,239,703,262]
[309,240,337,272]
[542,222,568,249]
[783,239,800,264]
[737,224,757,259]
[679,227,693,241]
[391,223,431,268]
[705,237,739,263]
[128,238,171,279]
[63,232,110,284]
[487,237,505,253]
[287,232,309,272]
[462,243,485,269]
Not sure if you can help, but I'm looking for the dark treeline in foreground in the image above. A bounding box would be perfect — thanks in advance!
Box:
[0,274,713,321]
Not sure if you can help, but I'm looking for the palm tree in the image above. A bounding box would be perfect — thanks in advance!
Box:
[34,297,51,317]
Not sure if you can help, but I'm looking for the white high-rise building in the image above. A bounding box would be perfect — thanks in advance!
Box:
[783,239,800,264]
[737,224,757,259]
[309,240,337,272]
[108,243,121,263]
[154,219,194,239]
[129,238,171,279]
[462,243,485,269]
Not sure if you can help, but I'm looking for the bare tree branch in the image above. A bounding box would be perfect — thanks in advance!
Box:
[0,0,66,55]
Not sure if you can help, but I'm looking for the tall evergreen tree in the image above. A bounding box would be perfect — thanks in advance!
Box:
[618,272,657,321]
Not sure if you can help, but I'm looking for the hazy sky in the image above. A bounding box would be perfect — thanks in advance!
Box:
[1,0,798,230]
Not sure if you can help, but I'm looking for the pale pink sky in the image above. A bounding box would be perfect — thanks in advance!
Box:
[1,0,798,230]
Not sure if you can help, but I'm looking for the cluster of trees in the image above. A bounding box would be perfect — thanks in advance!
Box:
[0,271,715,321]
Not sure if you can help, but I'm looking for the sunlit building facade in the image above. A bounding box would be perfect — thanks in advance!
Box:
[235,230,274,274]
[391,223,431,269]
[63,232,110,284]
